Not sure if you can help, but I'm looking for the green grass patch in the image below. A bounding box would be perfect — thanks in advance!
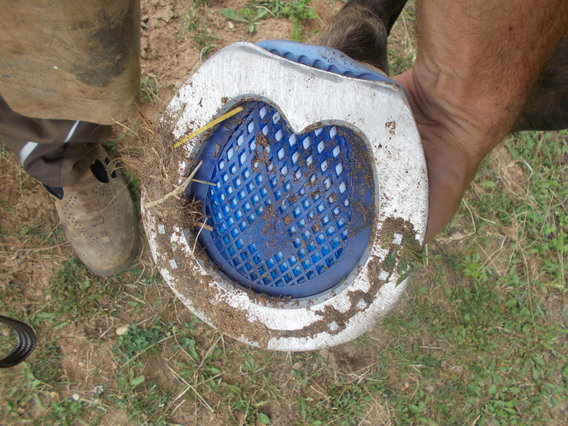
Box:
[362,130,568,424]
[180,1,218,59]
[222,0,316,41]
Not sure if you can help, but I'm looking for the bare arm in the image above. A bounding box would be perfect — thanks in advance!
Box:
[395,0,568,240]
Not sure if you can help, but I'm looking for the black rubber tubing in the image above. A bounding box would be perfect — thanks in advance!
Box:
[0,315,36,368]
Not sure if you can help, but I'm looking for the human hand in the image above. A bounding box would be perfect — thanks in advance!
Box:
[391,0,567,243]
[393,67,506,242]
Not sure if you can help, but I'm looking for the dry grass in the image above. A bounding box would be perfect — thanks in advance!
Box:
[1,1,566,424]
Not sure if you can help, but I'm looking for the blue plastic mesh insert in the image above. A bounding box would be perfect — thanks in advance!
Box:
[188,101,374,298]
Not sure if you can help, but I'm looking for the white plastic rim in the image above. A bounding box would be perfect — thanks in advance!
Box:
[141,42,428,351]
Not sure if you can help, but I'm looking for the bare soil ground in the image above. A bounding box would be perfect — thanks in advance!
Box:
[1,1,566,425]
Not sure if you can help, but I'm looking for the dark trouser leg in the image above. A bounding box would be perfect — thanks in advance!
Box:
[0,96,111,187]
[0,94,139,276]
[310,0,408,72]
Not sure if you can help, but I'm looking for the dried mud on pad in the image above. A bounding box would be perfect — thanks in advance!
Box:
[140,127,272,345]
[137,115,402,421]
[141,118,420,348]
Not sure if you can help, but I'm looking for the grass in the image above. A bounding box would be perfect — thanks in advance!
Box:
[1,1,566,424]
[367,130,567,424]
[257,0,317,40]
[222,0,317,40]
[1,135,565,426]
[222,5,270,34]
[387,1,416,75]
[44,259,126,326]
[140,74,159,103]
[181,1,218,59]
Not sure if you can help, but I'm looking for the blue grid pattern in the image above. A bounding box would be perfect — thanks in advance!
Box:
[256,40,408,96]
[189,101,374,298]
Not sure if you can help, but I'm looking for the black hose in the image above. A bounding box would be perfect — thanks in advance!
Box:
[0,315,36,368]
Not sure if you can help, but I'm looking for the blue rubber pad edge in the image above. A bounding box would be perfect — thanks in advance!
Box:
[256,39,407,95]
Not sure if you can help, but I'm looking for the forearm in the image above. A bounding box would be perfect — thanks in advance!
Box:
[412,0,568,160]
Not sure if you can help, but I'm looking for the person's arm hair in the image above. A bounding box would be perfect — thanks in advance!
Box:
[396,0,568,240]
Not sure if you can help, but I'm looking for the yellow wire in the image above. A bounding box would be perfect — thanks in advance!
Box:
[173,106,244,148]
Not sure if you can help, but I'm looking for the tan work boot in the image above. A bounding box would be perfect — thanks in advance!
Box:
[47,147,139,276]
